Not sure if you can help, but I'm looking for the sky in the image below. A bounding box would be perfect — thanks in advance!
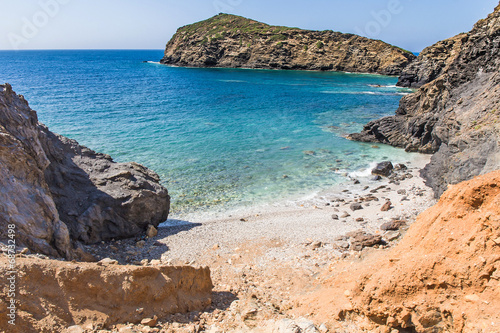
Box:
[0,0,498,52]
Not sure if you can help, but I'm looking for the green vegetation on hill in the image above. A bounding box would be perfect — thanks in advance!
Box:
[177,13,299,38]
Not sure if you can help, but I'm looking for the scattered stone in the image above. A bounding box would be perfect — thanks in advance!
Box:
[340,212,351,218]
[310,241,323,250]
[136,240,146,248]
[397,189,407,195]
[394,163,407,170]
[97,258,118,266]
[67,325,85,333]
[318,323,329,333]
[372,161,394,177]
[350,203,363,211]
[146,224,158,238]
[336,241,350,249]
[353,179,360,184]
[296,318,320,333]
[118,327,139,333]
[331,214,339,220]
[381,200,392,212]
[275,318,301,333]
[380,220,406,231]
[384,231,401,242]
[371,175,382,181]
[141,315,158,327]
[465,294,481,303]
[356,218,364,222]
[348,231,383,251]
[150,259,161,266]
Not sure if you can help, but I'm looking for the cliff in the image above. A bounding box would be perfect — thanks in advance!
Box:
[0,84,170,260]
[349,3,500,196]
[160,13,415,75]
[298,170,500,332]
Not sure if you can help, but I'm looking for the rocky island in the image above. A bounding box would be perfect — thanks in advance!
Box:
[350,3,500,196]
[160,13,415,75]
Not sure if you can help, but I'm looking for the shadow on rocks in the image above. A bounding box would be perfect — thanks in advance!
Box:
[157,220,203,238]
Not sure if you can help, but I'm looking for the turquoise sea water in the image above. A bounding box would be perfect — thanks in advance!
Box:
[0,50,417,216]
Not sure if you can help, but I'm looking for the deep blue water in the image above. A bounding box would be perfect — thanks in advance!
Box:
[0,50,417,216]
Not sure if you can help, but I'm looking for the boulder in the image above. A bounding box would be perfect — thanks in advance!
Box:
[371,161,394,177]
[347,230,383,251]
[0,84,170,259]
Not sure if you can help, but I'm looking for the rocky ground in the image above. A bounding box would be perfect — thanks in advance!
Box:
[3,157,440,332]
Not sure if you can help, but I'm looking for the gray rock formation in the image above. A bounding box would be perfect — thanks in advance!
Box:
[349,3,500,196]
[0,84,170,259]
[161,13,415,75]
[397,33,467,88]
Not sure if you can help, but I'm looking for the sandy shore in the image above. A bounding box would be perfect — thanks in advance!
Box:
[158,155,434,262]
[86,154,435,266]
[73,155,439,332]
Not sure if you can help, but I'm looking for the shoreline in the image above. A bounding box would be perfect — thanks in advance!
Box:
[167,151,430,223]
[85,154,435,265]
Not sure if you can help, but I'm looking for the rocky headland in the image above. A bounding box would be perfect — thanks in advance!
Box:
[349,3,500,197]
[0,84,171,260]
[160,13,415,75]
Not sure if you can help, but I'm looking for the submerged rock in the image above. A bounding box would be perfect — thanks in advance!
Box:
[0,84,170,259]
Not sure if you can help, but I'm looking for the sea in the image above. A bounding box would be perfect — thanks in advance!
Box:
[0,50,420,218]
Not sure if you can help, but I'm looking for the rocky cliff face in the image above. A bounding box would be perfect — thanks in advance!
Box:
[349,3,500,196]
[161,13,415,75]
[0,84,170,259]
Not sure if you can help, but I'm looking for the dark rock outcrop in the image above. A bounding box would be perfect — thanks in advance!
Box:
[349,3,500,196]
[371,161,394,177]
[0,84,170,259]
[396,33,467,88]
[161,13,415,75]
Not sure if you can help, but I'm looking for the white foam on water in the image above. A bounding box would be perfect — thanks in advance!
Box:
[348,162,379,178]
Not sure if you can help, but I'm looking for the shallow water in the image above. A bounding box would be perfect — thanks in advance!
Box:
[0,50,418,217]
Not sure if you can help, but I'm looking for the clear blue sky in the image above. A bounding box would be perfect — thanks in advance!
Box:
[0,0,498,52]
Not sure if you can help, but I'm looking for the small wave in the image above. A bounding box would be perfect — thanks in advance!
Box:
[144,61,161,64]
[218,79,247,83]
[321,90,400,96]
[348,162,378,178]
[368,84,397,88]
